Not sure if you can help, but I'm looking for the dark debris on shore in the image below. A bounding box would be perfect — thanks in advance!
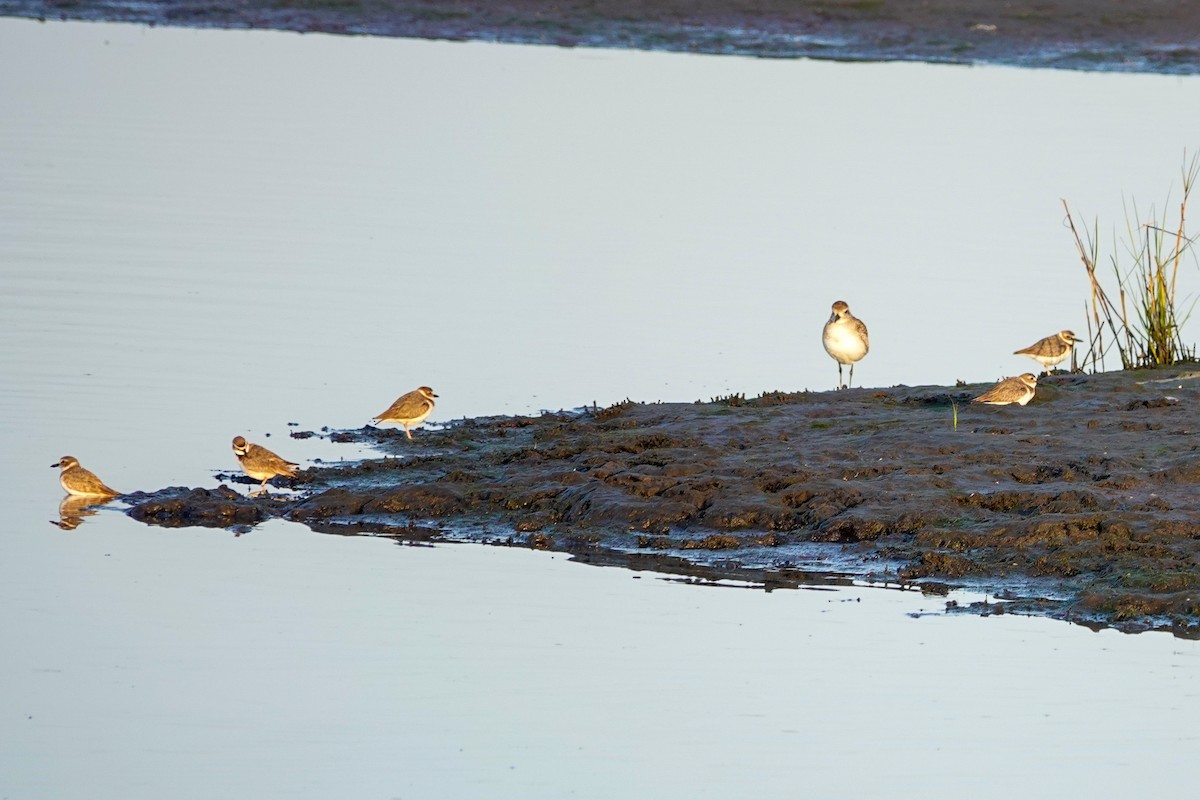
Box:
[121,367,1200,637]
[3,0,1200,73]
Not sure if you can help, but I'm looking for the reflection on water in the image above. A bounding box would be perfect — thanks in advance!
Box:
[49,495,108,530]
[2,17,1200,800]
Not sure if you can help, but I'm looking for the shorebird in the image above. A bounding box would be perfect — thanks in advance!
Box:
[232,436,299,493]
[372,386,438,440]
[51,456,119,497]
[972,373,1039,406]
[822,301,870,389]
[1014,330,1079,373]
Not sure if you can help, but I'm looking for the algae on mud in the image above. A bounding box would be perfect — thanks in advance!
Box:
[123,366,1200,636]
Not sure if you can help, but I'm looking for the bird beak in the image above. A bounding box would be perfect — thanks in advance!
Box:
[50,462,60,468]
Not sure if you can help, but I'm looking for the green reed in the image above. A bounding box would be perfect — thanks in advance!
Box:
[1063,154,1199,371]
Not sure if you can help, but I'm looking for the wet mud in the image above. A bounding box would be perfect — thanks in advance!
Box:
[4,0,1199,74]
[123,367,1200,636]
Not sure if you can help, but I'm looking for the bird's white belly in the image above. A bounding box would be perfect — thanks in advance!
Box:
[823,326,868,364]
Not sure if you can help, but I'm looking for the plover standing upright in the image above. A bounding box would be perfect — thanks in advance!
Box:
[822,301,870,389]
[972,373,1039,406]
[232,436,299,493]
[372,386,438,440]
[51,456,119,497]
[1014,330,1079,373]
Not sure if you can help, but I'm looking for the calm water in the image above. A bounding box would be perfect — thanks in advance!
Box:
[2,17,1200,798]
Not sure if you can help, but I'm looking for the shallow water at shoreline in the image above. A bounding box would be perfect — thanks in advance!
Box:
[3,17,1200,797]
[7,509,1200,798]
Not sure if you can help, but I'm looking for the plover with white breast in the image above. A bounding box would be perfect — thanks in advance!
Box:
[232,436,299,493]
[51,455,119,497]
[1014,330,1079,373]
[372,386,438,440]
[972,373,1038,406]
[822,301,870,389]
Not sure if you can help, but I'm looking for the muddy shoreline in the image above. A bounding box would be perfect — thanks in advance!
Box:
[119,367,1200,636]
[17,2,1200,634]
[5,0,1200,73]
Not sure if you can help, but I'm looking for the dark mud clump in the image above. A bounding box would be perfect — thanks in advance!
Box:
[125,486,272,529]
[4,0,1200,74]
[123,367,1200,636]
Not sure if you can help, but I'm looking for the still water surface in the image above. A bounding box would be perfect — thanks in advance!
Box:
[2,18,1200,798]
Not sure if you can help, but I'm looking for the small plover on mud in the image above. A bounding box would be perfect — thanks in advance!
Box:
[1014,330,1079,373]
[232,436,299,492]
[372,386,438,440]
[822,300,869,389]
[972,373,1038,406]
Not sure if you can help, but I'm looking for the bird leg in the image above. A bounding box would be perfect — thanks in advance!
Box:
[405,426,414,440]
[848,362,855,389]
[837,363,845,390]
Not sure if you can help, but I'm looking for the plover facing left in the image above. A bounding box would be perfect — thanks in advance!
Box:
[232,436,299,492]
[51,456,119,497]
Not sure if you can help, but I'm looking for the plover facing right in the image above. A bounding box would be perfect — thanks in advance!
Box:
[372,386,438,440]
[972,373,1038,406]
[1014,330,1079,373]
